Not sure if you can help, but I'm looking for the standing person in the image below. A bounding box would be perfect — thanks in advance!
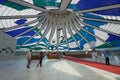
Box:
[62,52,66,59]
[91,49,98,62]
[26,50,32,68]
[103,50,110,65]
[37,51,44,67]
[58,52,63,60]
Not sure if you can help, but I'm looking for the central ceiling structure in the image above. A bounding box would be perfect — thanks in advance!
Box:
[0,0,120,51]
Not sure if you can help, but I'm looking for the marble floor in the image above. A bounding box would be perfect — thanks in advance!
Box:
[0,56,120,80]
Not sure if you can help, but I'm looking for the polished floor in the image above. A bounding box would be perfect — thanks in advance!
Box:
[0,56,120,80]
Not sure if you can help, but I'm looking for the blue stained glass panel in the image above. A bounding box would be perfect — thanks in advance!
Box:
[106,34,120,42]
[5,27,35,37]
[0,0,6,3]
[15,18,27,25]
[77,0,120,16]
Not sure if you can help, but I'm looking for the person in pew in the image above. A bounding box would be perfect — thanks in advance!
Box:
[37,51,44,67]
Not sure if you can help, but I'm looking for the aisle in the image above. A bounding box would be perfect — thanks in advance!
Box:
[0,57,120,80]
[65,56,120,75]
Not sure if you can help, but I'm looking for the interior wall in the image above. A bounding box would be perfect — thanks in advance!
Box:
[0,31,17,58]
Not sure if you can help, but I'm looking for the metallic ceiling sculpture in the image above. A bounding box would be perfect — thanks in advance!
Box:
[0,0,120,51]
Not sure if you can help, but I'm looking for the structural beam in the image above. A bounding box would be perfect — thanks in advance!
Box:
[61,16,70,50]
[48,16,56,47]
[77,16,120,37]
[65,17,80,49]
[35,20,51,48]
[59,0,72,10]
[70,18,89,43]
[19,15,48,48]
[76,4,120,13]
[73,17,113,47]
[56,24,60,51]
[15,15,46,38]
[1,19,38,31]
[81,27,113,47]
[79,15,120,24]
[0,15,39,19]
[56,16,61,50]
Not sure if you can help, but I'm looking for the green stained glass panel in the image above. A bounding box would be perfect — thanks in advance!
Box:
[33,0,60,7]
[1,1,28,10]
